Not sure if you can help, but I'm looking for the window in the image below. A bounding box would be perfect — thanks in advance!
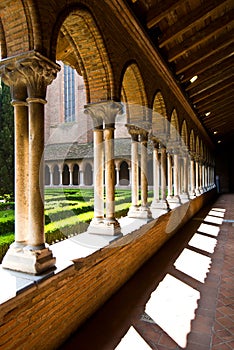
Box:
[64,65,75,122]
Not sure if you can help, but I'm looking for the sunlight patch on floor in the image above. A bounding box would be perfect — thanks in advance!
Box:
[204,215,223,225]
[115,326,151,350]
[174,248,211,283]
[208,209,225,218]
[197,222,220,237]
[188,233,217,254]
[145,274,200,348]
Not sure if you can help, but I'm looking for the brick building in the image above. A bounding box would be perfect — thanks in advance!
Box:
[0,1,233,349]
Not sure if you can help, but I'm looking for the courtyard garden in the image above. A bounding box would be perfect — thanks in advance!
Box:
[0,188,153,263]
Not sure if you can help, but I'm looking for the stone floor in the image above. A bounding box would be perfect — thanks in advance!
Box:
[58,194,234,350]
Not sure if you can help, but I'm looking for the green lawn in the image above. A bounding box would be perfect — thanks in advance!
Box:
[0,188,152,262]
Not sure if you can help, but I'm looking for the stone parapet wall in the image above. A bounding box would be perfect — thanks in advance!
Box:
[0,190,217,350]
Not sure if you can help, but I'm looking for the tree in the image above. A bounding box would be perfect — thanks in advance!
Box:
[0,80,14,200]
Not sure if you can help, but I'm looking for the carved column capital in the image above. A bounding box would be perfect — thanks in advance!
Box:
[0,51,60,100]
[85,100,123,129]
[139,128,148,143]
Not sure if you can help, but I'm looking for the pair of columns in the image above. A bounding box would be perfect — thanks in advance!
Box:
[85,101,123,236]
[126,124,152,220]
[0,51,60,274]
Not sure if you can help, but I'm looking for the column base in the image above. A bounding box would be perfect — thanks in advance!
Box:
[127,205,152,220]
[189,191,196,199]
[2,244,56,275]
[150,199,169,210]
[87,218,122,236]
[167,196,181,209]
[195,188,201,196]
[180,192,190,203]
[150,200,170,218]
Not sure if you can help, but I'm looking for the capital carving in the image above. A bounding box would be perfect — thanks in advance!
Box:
[85,100,123,129]
[139,129,148,143]
[0,51,60,100]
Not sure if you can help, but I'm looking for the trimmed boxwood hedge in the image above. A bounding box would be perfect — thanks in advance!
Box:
[0,189,134,263]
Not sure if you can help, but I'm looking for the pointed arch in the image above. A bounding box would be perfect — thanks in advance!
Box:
[120,62,148,124]
[170,109,180,142]
[181,120,188,148]
[189,130,195,154]
[0,18,7,59]
[196,136,200,157]
[54,6,113,102]
[152,91,168,141]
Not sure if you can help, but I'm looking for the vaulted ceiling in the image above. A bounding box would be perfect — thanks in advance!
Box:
[127,0,234,147]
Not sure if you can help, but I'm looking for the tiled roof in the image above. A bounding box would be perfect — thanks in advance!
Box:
[44,138,133,161]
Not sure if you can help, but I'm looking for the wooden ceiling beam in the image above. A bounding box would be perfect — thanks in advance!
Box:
[197,93,234,112]
[159,0,231,48]
[187,69,234,97]
[146,0,185,29]
[192,79,233,103]
[185,57,234,87]
[176,40,233,77]
[168,11,234,62]
[204,101,233,114]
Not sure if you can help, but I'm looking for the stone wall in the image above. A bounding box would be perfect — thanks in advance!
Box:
[0,190,216,350]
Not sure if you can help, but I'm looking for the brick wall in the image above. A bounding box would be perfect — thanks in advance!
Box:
[0,190,216,350]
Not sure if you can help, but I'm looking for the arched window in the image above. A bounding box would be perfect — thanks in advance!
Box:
[64,65,75,123]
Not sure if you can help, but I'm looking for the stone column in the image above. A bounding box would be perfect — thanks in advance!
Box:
[104,125,116,222]
[1,51,60,274]
[115,164,120,186]
[49,165,53,186]
[151,140,160,207]
[160,145,169,208]
[180,152,190,203]
[167,150,173,199]
[0,72,29,247]
[92,126,104,221]
[69,164,73,186]
[168,148,181,209]
[59,164,63,186]
[138,129,152,219]
[195,156,200,195]
[126,126,139,217]
[84,109,104,232]
[199,160,203,193]
[27,96,46,248]
[85,100,122,235]
[79,169,84,186]
[189,154,196,198]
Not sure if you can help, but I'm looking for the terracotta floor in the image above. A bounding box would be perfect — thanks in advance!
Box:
[59,194,234,350]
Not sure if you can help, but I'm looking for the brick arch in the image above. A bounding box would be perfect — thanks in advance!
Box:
[181,120,188,148]
[195,135,201,158]
[189,130,196,154]
[0,0,38,57]
[170,109,180,142]
[52,7,113,103]
[152,91,168,140]
[120,62,148,124]
[0,18,7,59]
